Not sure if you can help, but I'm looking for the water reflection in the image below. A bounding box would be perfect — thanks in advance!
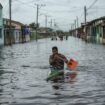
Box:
[52,83,62,95]
[50,71,78,97]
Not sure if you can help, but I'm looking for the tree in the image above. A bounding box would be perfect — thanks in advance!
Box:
[29,22,39,30]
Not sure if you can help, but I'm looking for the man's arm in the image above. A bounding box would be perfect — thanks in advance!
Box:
[60,54,68,63]
[49,55,55,65]
[54,54,68,63]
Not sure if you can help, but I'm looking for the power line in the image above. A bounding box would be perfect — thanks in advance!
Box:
[87,0,98,10]
[14,0,35,8]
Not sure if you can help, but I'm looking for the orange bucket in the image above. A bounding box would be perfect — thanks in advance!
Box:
[67,58,78,70]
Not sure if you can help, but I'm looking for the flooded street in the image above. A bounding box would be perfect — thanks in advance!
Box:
[0,37,105,105]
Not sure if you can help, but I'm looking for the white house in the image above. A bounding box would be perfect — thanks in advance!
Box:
[0,3,4,45]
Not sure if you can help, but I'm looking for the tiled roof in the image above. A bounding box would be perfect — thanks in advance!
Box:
[3,18,24,26]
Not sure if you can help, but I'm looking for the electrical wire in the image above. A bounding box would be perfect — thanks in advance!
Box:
[14,0,35,8]
[87,0,98,10]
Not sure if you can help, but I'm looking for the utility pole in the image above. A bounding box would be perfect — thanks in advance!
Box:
[45,15,47,28]
[74,20,77,37]
[49,19,52,28]
[45,15,50,28]
[35,4,39,41]
[50,19,52,28]
[84,6,87,24]
[84,6,87,40]
[74,19,76,29]
[71,24,72,31]
[35,4,45,41]
[76,16,79,28]
[53,19,56,30]
[9,0,12,45]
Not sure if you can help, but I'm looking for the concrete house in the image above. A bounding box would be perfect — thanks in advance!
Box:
[38,27,53,36]
[86,17,105,43]
[3,18,24,44]
[0,4,4,45]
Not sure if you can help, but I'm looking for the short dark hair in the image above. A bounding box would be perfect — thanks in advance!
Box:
[52,46,58,51]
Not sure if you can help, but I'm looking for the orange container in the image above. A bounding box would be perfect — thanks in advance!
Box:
[67,58,78,70]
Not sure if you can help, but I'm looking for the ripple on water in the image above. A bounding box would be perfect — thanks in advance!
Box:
[0,38,105,105]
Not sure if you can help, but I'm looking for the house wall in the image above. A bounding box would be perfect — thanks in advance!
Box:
[86,20,103,43]
[4,29,14,45]
[14,29,22,43]
[96,25,100,43]
[85,26,90,41]
[90,19,105,44]
[0,5,4,45]
[3,19,23,44]
[101,25,105,43]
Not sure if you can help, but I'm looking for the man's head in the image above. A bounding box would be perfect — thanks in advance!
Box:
[52,46,58,54]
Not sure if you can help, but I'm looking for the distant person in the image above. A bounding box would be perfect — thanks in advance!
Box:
[49,46,68,70]
[66,35,68,40]
[23,25,30,42]
[56,37,57,40]
[51,37,53,40]
[59,36,63,41]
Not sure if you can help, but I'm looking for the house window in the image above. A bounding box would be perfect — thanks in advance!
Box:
[0,29,2,38]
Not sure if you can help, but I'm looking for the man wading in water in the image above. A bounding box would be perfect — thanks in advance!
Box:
[49,46,68,80]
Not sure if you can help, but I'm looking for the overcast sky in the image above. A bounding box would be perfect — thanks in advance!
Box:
[0,0,105,31]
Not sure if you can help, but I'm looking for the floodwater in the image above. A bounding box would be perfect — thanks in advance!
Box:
[0,37,105,105]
